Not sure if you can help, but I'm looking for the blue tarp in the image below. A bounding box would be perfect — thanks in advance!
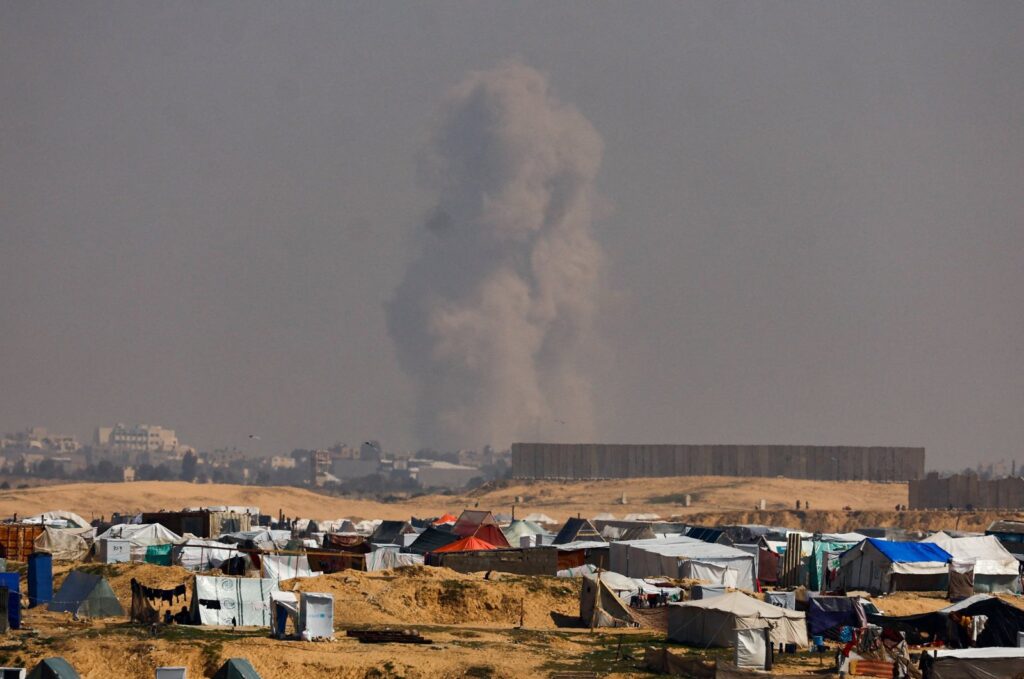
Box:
[866,538,950,563]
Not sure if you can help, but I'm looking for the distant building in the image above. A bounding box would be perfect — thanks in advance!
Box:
[413,460,481,490]
[1,426,80,453]
[94,423,186,455]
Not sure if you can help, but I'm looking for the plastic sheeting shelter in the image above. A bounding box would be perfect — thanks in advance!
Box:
[615,539,756,590]
[47,571,123,618]
[364,547,424,571]
[173,539,241,571]
[33,527,93,562]
[94,524,181,562]
[191,576,276,626]
[260,554,321,582]
[921,532,1021,594]
[579,572,640,628]
[919,647,1024,678]
[735,628,770,670]
[837,539,951,593]
[211,659,261,679]
[806,595,867,637]
[26,658,79,679]
[668,592,808,648]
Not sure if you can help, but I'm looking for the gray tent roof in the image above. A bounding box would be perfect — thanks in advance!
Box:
[28,658,80,679]
[212,658,262,679]
[48,570,124,618]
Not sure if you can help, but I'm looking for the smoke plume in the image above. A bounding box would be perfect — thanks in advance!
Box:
[388,62,605,450]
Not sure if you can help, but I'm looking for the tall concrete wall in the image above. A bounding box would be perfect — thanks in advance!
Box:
[511,443,924,482]
[909,473,1024,509]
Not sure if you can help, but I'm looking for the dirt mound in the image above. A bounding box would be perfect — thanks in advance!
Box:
[285,565,581,628]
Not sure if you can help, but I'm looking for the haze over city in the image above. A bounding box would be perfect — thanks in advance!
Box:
[2,2,1022,471]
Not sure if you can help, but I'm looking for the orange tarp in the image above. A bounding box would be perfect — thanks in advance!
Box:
[432,536,497,553]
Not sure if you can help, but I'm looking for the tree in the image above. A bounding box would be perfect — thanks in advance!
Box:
[180,451,197,482]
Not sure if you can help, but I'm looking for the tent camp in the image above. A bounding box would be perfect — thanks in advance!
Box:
[452,511,510,548]
[211,658,262,679]
[579,571,641,628]
[191,576,277,626]
[48,571,124,618]
[668,591,808,648]
[94,523,181,562]
[27,658,80,679]
[836,539,951,593]
[920,532,1021,594]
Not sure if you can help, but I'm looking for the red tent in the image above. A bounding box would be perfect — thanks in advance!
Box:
[432,513,458,525]
[432,536,497,553]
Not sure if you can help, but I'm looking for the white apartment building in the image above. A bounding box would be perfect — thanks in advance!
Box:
[94,423,182,454]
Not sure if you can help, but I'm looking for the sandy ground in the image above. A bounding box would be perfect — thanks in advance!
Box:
[0,476,910,522]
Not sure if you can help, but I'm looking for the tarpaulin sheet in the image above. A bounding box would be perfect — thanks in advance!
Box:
[866,538,950,564]
[192,576,276,626]
[806,595,866,636]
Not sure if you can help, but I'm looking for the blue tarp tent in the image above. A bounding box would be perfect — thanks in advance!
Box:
[837,539,951,593]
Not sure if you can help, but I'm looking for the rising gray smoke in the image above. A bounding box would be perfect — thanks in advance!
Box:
[387,62,605,450]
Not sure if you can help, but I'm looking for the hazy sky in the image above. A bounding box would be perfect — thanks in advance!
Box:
[2,2,1021,470]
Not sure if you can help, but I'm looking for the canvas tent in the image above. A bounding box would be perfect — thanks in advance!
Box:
[94,523,181,562]
[452,510,510,548]
[617,540,756,589]
[260,554,321,582]
[921,532,1021,594]
[918,647,1024,679]
[211,658,261,679]
[34,526,94,562]
[48,571,124,618]
[27,658,80,679]
[579,571,640,628]
[364,547,424,571]
[836,539,951,593]
[553,518,605,545]
[609,536,700,575]
[668,591,808,648]
[191,576,276,626]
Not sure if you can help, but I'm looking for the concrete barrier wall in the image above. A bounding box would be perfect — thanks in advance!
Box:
[511,443,924,482]
[909,474,1024,509]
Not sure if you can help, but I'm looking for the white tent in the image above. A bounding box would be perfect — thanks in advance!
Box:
[24,510,91,529]
[609,536,700,575]
[173,538,240,571]
[614,539,756,590]
[191,575,277,626]
[921,532,1021,593]
[95,523,182,561]
[523,513,557,525]
[668,591,808,648]
[364,547,425,572]
[261,554,321,582]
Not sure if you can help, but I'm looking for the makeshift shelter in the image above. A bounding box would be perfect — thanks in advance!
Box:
[579,571,640,628]
[502,520,548,545]
[364,547,424,571]
[919,647,1024,678]
[27,658,80,679]
[260,554,321,582]
[667,592,808,648]
[24,511,90,529]
[921,532,1021,594]
[806,595,867,638]
[553,518,605,545]
[836,538,951,593]
[211,658,261,679]
[370,520,415,546]
[806,534,863,591]
[867,594,1024,649]
[173,538,241,571]
[404,527,459,555]
[555,541,611,571]
[432,536,496,553]
[452,510,510,548]
[48,571,124,618]
[94,523,181,562]
[33,526,94,562]
[191,576,277,626]
[270,591,298,637]
[619,540,757,589]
